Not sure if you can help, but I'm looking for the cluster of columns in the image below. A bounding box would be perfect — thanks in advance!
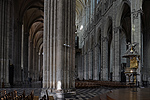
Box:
[0,0,11,87]
[28,39,41,81]
[21,30,29,82]
[77,39,100,80]
[43,0,75,91]
[0,0,29,86]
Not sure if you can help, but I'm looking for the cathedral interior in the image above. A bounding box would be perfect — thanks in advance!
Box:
[0,0,150,99]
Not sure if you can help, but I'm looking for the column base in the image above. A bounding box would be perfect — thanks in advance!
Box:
[4,83,10,88]
[41,88,76,99]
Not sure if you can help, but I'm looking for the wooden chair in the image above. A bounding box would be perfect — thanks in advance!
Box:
[22,90,26,99]
[14,90,17,98]
[31,90,34,100]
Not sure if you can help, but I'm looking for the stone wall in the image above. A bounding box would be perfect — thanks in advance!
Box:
[76,0,146,83]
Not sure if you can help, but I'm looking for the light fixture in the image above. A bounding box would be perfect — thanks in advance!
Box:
[63,44,71,48]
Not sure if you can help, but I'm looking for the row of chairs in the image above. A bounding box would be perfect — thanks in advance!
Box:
[0,89,55,100]
[75,80,129,88]
[0,90,39,100]
[0,90,18,100]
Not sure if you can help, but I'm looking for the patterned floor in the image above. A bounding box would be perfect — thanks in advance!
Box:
[0,82,113,100]
[0,88,112,100]
[75,88,111,100]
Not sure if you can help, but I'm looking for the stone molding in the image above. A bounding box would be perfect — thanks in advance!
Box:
[131,8,143,19]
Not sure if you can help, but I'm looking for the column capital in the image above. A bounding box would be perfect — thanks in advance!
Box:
[101,36,108,42]
[113,26,122,34]
[131,8,143,19]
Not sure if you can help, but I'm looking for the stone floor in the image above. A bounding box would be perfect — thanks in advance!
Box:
[0,88,112,100]
[106,87,150,100]
[0,81,114,100]
[71,88,112,100]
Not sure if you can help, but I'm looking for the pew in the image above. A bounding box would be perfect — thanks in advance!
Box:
[75,80,130,88]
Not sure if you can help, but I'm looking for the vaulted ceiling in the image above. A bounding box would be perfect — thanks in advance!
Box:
[13,0,86,52]
[14,0,44,53]
[76,0,87,17]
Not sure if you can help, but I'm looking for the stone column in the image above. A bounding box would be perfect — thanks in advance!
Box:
[33,48,36,81]
[82,55,84,80]
[38,54,41,77]
[71,0,76,88]
[93,45,100,80]
[131,8,142,83]
[56,0,64,90]
[0,0,2,86]
[35,51,38,81]
[89,51,92,79]
[49,0,53,89]
[43,0,75,91]
[12,18,22,84]
[28,40,33,78]
[85,53,89,80]
[23,33,29,82]
[77,54,83,80]
[46,0,50,88]
[113,27,120,81]
[5,0,10,86]
[84,53,87,79]
[102,37,108,81]
[40,54,43,78]
[43,0,48,88]
[0,0,12,87]
[0,0,5,86]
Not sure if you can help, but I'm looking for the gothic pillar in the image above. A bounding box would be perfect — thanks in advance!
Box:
[102,37,108,81]
[23,33,29,82]
[38,54,40,78]
[84,53,87,79]
[131,8,142,83]
[0,0,2,86]
[93,45,100,80]
[43,0,75,91]
[0,0,12,87]
[28,40,33,78]
[33,48,36,81]
[113,27,120,81]
[21,25,29,83]
[89,51,92,79]
[77,54,83,80]
[12,16,22,84]
[43,0,48,88]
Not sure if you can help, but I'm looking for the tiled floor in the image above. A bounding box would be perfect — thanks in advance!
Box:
[75,88,111,100]
[0,87,112,100]
[0,82,113,100]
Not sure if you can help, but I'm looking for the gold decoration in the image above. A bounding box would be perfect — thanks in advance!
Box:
[130,57,138,69]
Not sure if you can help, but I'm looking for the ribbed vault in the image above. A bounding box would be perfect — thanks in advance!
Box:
[76,0,87,17]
